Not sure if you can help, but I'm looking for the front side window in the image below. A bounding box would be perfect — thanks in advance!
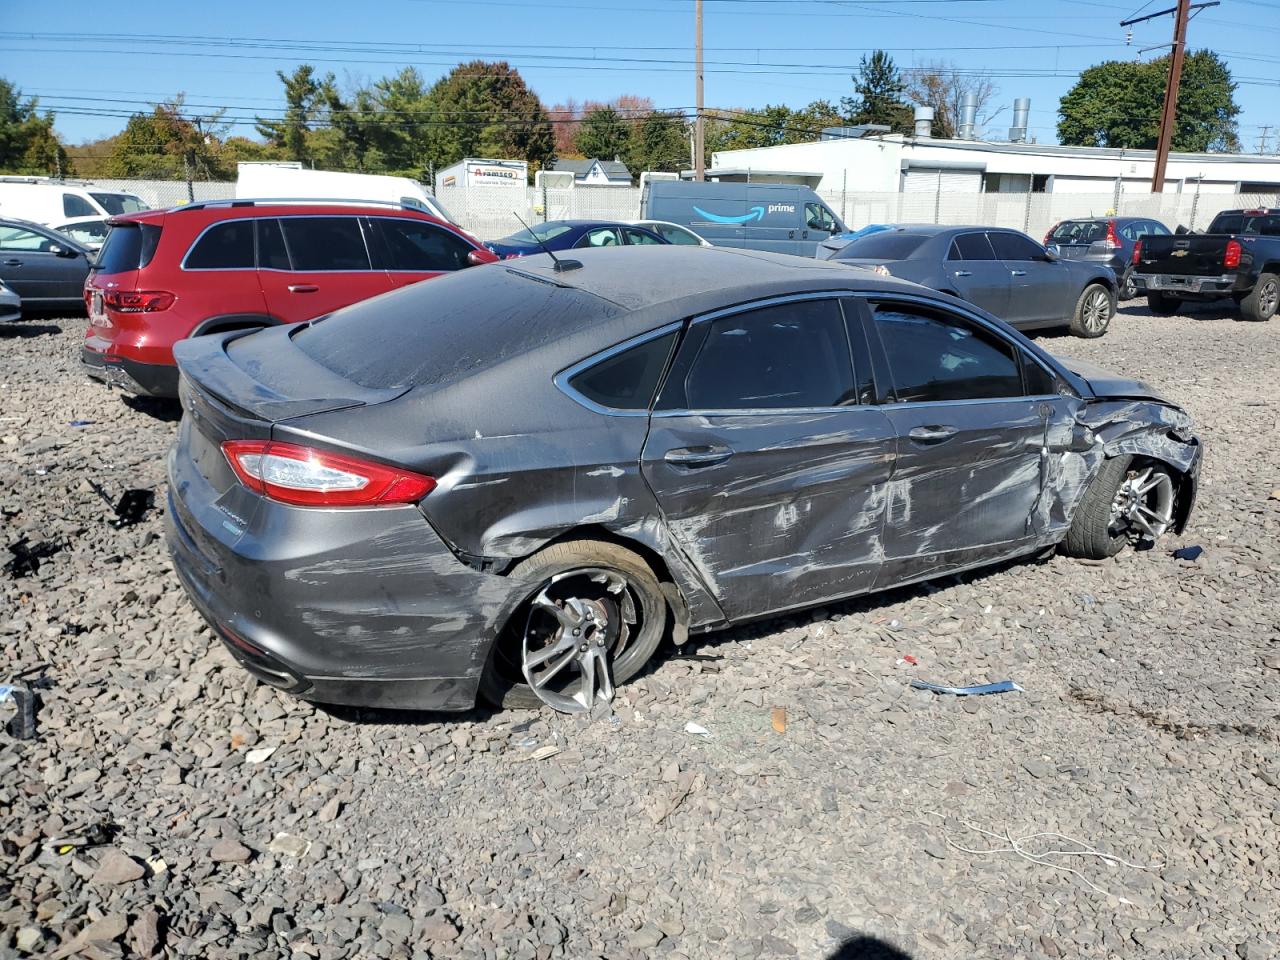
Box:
[280,217,371,270]
[805,202,836,232]
[577,227,622,248]
[949,232,997,261]
[257,219,290,270]
[374,218,473,271]
[682,299,854,410]
[185,220,255,270]
[988,231,1046,261]
[654,224,700,245]
[0,225,58,252]
[622,227,663,246]
[91,193,147,215]
[63,193,97,218]
[56,220,110,247]
[568,330,678,411]
[1147,221,1171,236]
[872,303,1023,403]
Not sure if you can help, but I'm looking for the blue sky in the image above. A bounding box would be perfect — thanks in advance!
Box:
[5,0,1278,151]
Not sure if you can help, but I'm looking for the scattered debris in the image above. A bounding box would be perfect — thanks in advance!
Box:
[1270,489,1280,502]
[770,707,787,734]
[528,744,561,761]
[267,833,312,858]
[0,682,38,740]
[50,820,120,854]
[669,651,724,662]
[4,537,62,578]
[910,679,1024,697]
[244,746,277,764]
[684,721,712,738]
[1171,544,1204,561]
[900,654,919,666]
[922,812,1163,904]
[69,419,95,427]
[89,480,155,528]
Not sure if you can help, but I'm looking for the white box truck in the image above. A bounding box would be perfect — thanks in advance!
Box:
[234,163,456,224]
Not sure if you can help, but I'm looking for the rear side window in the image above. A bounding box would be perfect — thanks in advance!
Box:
[95,223,162,273]
[949,233,997,261]
[834,232,927,260]
[568,330,678,411]
[653,224,699,245]
[280,217,371,270]
[682,299,854,410]
[91,193,146,215]
[372,218,473,271]
[63,193,97,218]
[623,227,663,246]
[872,303,1023,403]
[257,219,290,270]
[186,220,255,269]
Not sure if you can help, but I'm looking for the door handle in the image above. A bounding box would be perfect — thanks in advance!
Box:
[287,284,319,293]
[1010,270,1027,277]
[953,270,972,277]
[2,259,21,267]
[663,445,734,467]
[908,425,958,443]
[788,230,795,239]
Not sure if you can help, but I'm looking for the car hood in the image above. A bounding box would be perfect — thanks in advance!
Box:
[1054,356,1164,402]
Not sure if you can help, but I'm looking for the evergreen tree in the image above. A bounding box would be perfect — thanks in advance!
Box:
[841,51,914,135]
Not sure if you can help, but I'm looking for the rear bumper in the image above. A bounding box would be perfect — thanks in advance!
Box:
[1133,273,1246,297]
[82,345,180,398]
[164,426,523,710]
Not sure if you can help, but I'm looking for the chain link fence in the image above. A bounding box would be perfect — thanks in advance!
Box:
[79,177,1280,244]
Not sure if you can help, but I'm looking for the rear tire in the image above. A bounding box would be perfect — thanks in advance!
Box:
[1239,272,1278,322]
[1069,283,1114,338]
[479,540,668,711]
[1147,292,1181,316]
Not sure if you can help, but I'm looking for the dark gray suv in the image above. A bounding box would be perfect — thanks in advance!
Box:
[1045,216,1172,300]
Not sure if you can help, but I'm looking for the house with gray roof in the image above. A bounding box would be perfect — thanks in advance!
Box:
[551,158,633,186]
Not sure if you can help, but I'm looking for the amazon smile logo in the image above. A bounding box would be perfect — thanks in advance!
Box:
[693,203,798,224]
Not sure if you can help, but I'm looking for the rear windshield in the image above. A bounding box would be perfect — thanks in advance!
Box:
[294,267,619,389]
[1050,220,1107,243]
[833,232,928,260]
[1207,212,1280,236]
[91,193,147,216]
[94,223,161,273]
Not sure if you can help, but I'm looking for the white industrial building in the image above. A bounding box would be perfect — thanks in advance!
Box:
[711,133,1280,198]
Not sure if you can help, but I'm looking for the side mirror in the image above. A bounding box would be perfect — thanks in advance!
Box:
[50,244,78,258]
[1043,244,1060,260]
[466,249,491,267]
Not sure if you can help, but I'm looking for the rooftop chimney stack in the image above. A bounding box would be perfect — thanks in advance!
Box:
[1008,98,1031,143]
[958,93,979,140]
[914,106,935,139]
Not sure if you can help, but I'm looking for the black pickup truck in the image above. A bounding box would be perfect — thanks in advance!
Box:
[1132,208,1280,321]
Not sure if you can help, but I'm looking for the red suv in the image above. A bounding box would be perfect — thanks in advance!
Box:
[82,201,498,397]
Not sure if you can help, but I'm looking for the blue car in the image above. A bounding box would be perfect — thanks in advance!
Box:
[487,220,668,259]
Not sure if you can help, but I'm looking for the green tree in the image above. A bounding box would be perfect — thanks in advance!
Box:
[842,51,913,135]
[421,61,554,175]
[0,79,71,175]
[1058,50,1239,152]
[575,106,630,160]
[708,100,842,152]
[627,110,688,173]
[256,65,330,162]
[105,97,228,180]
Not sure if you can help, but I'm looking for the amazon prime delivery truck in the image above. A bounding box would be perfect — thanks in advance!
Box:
[641,180,846,256]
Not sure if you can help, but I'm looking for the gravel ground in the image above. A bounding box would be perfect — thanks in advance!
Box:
[1,305,1278,960]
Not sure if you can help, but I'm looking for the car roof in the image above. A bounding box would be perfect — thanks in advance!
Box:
[107,202,455,228]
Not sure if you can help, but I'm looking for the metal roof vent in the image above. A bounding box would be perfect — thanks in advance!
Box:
[958,93,979,140]
[914,106,935,139]
[1008,98,1031,143]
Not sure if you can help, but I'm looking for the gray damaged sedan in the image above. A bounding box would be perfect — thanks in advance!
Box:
[821,224,1118,338]
[167,246,1201,715]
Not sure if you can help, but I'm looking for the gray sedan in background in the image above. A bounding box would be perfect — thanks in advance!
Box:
[821,224,1118,338]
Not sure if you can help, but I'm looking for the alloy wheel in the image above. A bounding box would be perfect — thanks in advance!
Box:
[1109,466,1174,541]
[1083,288,1112,333]
[520,568,638,713]
[1260,279,1278,318]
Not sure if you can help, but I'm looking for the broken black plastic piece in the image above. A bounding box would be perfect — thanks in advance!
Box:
[1171,545,1204,561]
[1,683,37,740]
[3,538,62,578]
[88,481,155,528]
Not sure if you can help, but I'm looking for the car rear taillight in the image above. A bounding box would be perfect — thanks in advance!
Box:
[1132,240,1142,265]
[221,441,436,507]
[1104,220,1120,251]
[103,290,175,313]
[1224,239,1242,269]
[1044,224,1058,245]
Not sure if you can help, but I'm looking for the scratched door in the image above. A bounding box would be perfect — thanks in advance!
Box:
[641,296,896,621]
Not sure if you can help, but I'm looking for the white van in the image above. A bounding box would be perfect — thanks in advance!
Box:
[235,163,456,225]
[0,177,148,225]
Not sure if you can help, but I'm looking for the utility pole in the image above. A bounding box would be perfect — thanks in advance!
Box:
[1121,1,1218,194]
[694,0,705,181]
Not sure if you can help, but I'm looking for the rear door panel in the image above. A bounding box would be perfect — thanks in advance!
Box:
[259,216,393,323]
